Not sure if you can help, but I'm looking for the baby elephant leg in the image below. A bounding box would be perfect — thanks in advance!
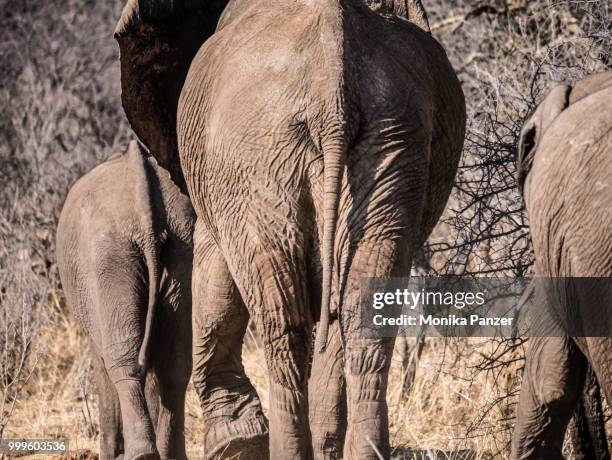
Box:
[151,326,191,459]
[192,223,268,459]
[511,336,587,459]
[94,247,158,460]
[92,348,124,460]
[339,240,403,460]
[150,247,193,460]
[150,359,190,459]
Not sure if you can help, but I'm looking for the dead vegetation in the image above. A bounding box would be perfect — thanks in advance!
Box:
[0,0,610,458]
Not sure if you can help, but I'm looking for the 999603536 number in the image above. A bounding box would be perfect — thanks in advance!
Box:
[0,439,68,455]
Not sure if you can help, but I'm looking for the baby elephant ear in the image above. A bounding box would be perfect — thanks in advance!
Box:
[114,0,229,192]
[517,84,571,196]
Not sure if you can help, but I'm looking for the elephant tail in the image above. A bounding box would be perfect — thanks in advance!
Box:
[315,134,346,354]
[127,140,161,379]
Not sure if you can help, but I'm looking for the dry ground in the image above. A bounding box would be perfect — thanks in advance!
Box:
[4,307,522,459]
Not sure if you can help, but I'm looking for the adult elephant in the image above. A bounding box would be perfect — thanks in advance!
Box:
[115,0,466,458]
[512,72,612,459]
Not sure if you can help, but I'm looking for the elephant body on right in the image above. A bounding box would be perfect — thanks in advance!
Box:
[512,72,612,459]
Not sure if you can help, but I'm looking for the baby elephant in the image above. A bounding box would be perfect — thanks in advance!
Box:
[57,141,195,460]
[512,72,612,458]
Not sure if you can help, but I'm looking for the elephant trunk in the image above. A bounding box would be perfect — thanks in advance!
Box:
[127,141,161,379]
[315,136,346,354]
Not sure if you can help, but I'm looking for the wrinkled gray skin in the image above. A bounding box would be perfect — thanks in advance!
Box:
[115,1,465,458]
[512,72,612,459]
[567,366,610,460]
[57,141,195,460]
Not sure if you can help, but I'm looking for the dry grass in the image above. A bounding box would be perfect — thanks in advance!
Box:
[4,313,524,459]
[388,339,520,459]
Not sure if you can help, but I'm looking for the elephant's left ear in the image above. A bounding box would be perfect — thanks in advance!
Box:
[516,119,537,196]
[517,84,571,196]
[397,0,430,33]
[369,0,431,33]
[114,0,229,192]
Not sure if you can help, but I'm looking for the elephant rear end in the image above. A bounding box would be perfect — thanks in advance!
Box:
[57,152,159,459]
[57,154,136,340]
[56,143,194,460]
[524,84,612,278]
[512,74,612,460]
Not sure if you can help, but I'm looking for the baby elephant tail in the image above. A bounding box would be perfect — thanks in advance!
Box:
[127,140,161,379]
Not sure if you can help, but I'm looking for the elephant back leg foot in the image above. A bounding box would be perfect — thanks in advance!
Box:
[511,336,587,459]
[150,296,192,459]
[339,240,408,459]
[152,353,191,459]
[92,348,124,460]
[342,337,394,460]
[94,263,159,460]
[192,223,268,459]
[106,367,159,460]
[231,243,313,458]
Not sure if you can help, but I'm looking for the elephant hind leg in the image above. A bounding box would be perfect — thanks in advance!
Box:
[340,240,403,460]
[150,317,191,459]
[191,221,268,460]
[92,347,124,460]
[511,336,588,460]
[584,337,612,404]
[229,239,314,458]
[567,365,610,460]
[309,319,346,459]
[93,247,158,460]
[96,351,157,460]
[144,371,160,443]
